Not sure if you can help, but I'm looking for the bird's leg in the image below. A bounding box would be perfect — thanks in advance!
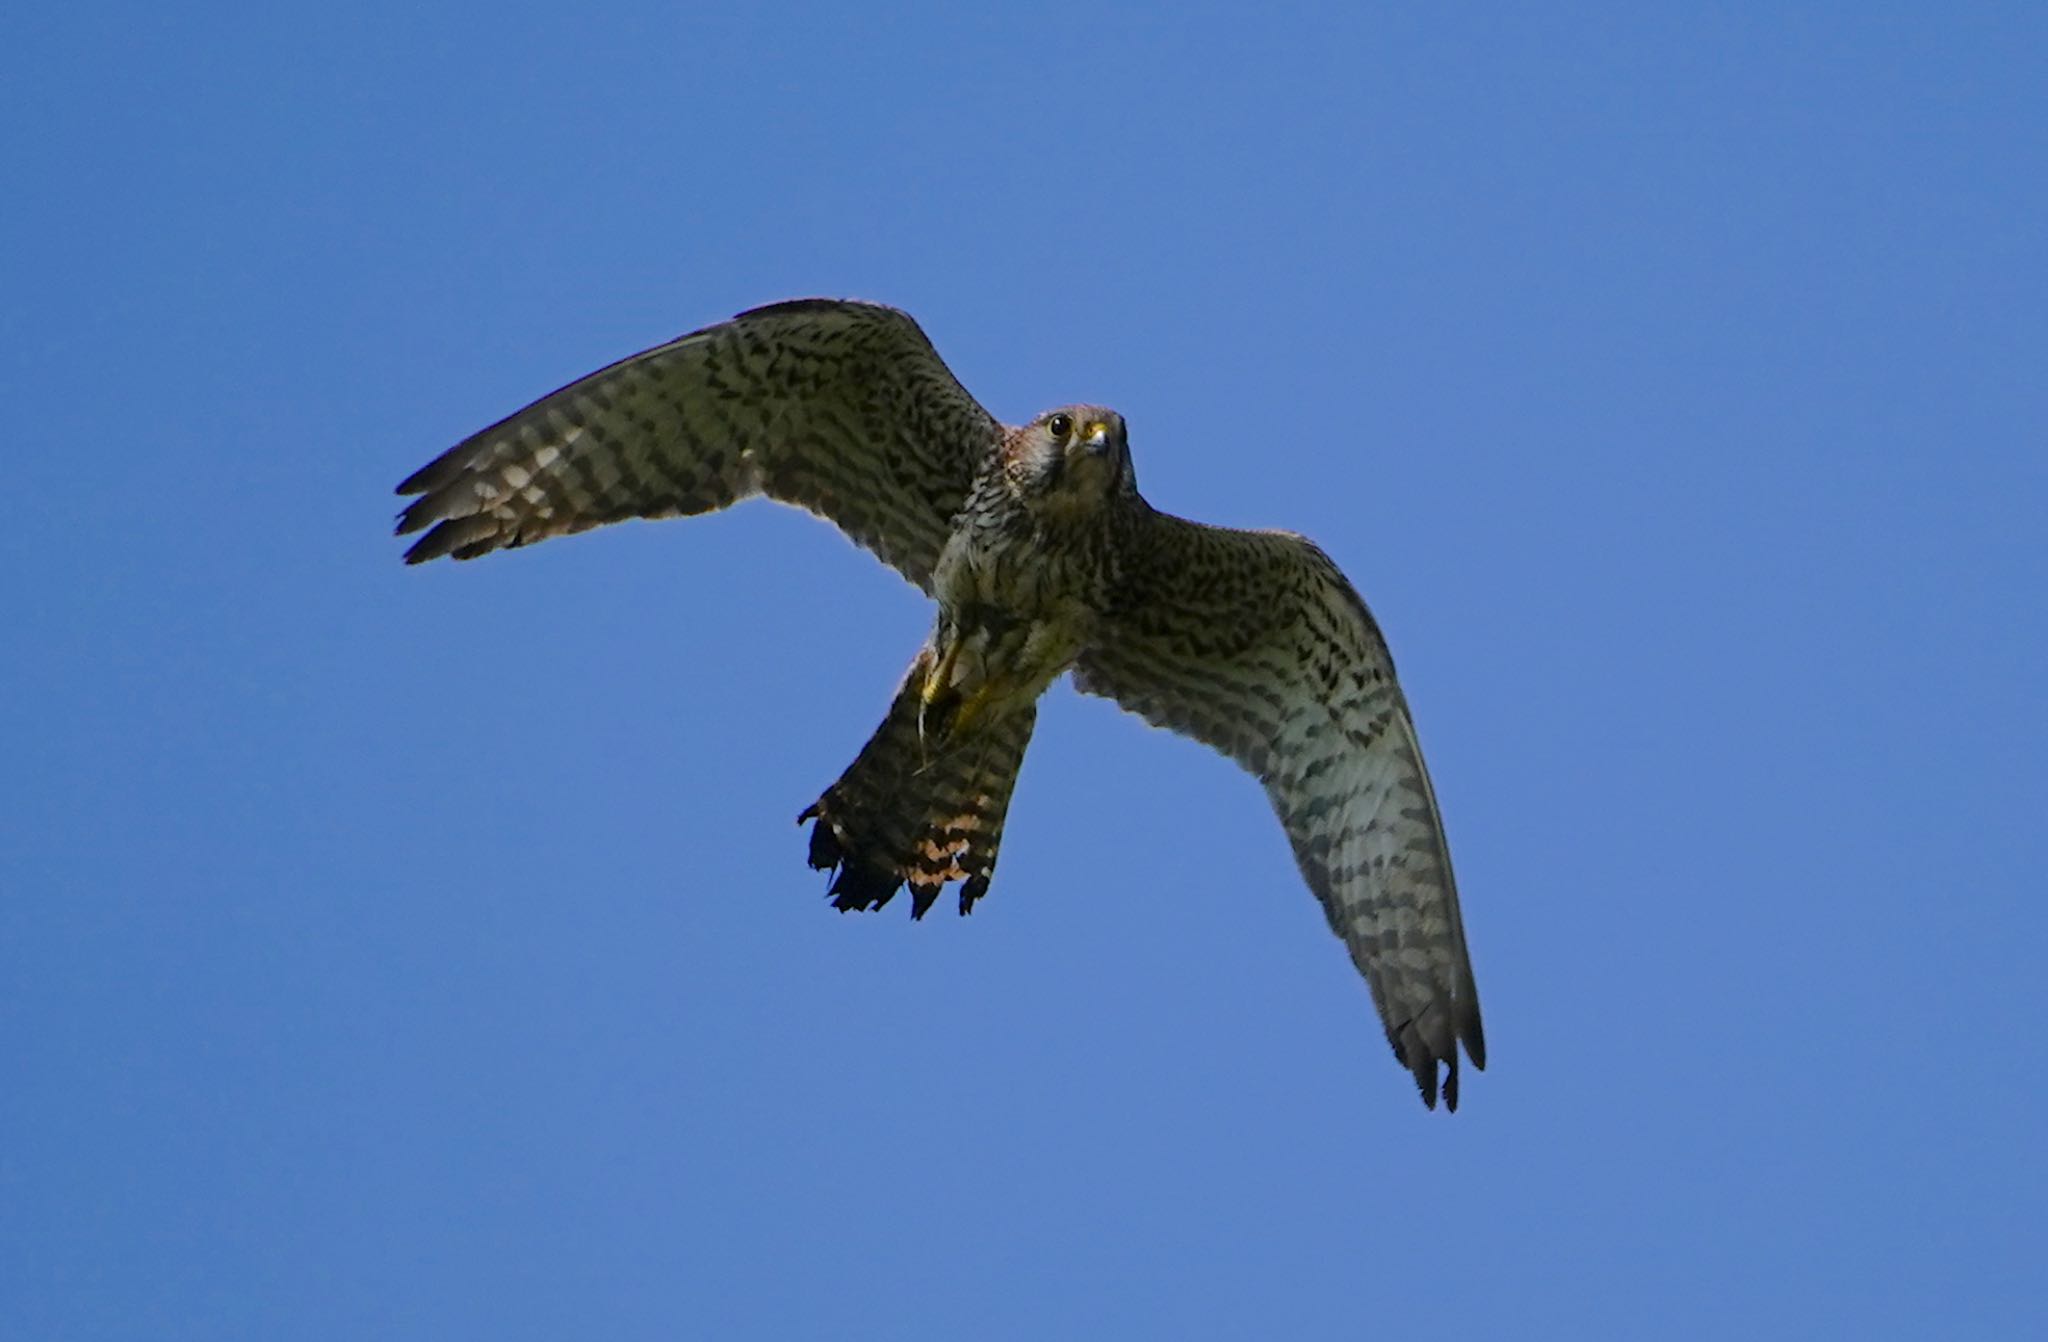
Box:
[946,680,1002,738]
[917,637,963,751]
[915,606,1020,746]
[921,639,961,714]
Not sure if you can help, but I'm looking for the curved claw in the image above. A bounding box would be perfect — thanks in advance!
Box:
[917,642,960,745]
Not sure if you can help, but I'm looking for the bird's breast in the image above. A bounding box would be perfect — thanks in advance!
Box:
[929,520,1107,710]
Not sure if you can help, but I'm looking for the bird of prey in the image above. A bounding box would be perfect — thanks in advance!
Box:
[395,299,1485,1110]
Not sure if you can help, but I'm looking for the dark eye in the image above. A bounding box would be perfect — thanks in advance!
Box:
[1046,413,1073,441]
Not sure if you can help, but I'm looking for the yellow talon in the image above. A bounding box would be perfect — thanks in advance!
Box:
[918,640,1001,740]
[923,642,960,707]
[949,682,998,736]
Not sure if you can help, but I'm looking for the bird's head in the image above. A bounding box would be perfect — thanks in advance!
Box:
[1005,405,1135,512]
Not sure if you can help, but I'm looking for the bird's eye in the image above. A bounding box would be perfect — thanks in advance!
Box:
[1046,413,1073,441]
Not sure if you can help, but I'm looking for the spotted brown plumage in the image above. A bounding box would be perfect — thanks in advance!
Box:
[800,652,1036,920]
[396,298,1485,1111]
[1072,520,1484,1109]
[395,300,1002,583]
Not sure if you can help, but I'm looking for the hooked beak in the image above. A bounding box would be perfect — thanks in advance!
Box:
[1080,422,1112,458]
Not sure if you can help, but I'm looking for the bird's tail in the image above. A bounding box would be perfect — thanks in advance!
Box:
[800,655,1038,919]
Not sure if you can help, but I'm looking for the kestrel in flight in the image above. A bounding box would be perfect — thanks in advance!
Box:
[395,299,1485,1110]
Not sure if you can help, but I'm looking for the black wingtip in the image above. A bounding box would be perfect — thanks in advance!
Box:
[1394,1024,1461,1112]
[395,452,467,498]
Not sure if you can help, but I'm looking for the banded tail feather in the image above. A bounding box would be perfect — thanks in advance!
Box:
[800,659,1038,919]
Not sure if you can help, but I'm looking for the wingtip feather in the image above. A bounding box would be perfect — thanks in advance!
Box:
[1463,1012,1487,1072]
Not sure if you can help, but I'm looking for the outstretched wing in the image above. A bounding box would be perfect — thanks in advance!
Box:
[1073,512,1484,1110]
[395,299,1004,589]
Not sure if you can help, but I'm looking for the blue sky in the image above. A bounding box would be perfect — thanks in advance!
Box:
[4,4,2043,1337]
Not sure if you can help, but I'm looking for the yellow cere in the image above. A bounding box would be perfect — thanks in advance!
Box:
[1085,421,1106,440]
